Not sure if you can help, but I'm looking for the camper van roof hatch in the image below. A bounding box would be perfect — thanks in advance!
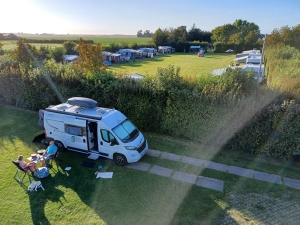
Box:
[96,108,111,115]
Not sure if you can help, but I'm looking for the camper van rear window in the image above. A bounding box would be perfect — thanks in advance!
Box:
[112,119,139,143]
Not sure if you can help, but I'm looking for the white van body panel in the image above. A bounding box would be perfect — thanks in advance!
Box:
[42,97,148,165]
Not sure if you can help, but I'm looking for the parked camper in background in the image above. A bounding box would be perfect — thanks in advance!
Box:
[63,55,79,64]
[246,56,261,64]
[189,46,203,53]
[38,97,148,166]
[139,48,157,57]
[158,46,175,54]
[117,49,137,59]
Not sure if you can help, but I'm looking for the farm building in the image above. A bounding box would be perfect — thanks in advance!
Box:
[0,33,18,40]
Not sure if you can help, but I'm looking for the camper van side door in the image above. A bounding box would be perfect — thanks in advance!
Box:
[98,129,119,158]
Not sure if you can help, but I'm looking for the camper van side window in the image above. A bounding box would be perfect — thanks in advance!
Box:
[100,129,116,143]
[65,125,83,136]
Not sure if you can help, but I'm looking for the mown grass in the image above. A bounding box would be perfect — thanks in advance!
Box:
[108,52,234,77]
[1,104,300,224]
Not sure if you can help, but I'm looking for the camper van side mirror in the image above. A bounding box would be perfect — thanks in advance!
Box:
[110,139,118,146]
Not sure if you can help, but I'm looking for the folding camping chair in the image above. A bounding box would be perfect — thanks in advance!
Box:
[46,150,59,166]
[12,160,35,185]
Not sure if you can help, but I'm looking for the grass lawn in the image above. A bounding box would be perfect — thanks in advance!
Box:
[107,52,234,77]
[1,104,300,224]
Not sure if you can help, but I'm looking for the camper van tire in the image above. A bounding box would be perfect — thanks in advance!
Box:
[55,141,65,151]
[113,154,127,166]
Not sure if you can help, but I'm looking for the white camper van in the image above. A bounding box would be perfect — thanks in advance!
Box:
[38,97,148,166]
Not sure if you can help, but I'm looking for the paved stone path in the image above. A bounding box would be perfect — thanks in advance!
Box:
[126,149,300,191]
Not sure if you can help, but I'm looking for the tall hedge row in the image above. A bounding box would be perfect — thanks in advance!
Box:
[224,45,300,159]
[213,42,262,53]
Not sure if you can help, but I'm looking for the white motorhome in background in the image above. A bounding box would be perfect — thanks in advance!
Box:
[38,97,148,166]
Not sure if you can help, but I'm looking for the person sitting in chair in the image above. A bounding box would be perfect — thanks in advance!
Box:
[40,141,58,167]
[17,155,37,172]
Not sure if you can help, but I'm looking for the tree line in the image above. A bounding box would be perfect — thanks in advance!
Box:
[151,19,263,50]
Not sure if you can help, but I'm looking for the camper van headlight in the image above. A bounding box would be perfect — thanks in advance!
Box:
[125,146,137,150]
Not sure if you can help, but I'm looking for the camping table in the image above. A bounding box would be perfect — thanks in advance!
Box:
[27,151,45,163]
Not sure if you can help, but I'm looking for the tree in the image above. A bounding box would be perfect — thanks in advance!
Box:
[63,40,77,55]
[244,31,259,45]
[188,24,212,42]
[211,19,260,45]
[267,24,300,50]
[76,38,106,74]
[48,47,66,63]
[169,26,188,42]
[188,24,201,41]
[211,24,238,43]
[12,38,38,63]
[143,30,152,37]
[37,45,51,60]
[0,42,3,50]
[137,30,143,37]
[152,28,169,46]
[233,19,259,35]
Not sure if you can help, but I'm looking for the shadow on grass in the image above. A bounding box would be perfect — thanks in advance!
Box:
[27,173,66,225]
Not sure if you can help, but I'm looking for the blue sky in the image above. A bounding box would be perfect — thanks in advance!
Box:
[0,0,299,35]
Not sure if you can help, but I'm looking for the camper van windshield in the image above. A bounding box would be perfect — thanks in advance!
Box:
[112,119,139,143]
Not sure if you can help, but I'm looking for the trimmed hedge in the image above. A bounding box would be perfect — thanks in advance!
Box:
[213,42,262,53]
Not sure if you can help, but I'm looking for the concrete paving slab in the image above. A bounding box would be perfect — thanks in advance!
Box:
[126,162,151,171]
[146,149,162,158]
[181,156,204,166]
[160,152,182,162]
[254,171,282,184]
[228,166,254,178]
[172,171,197,184]
[283,177,300,189]
[196,176,223,191]
[204,161,228,172]
[149,165,173,177]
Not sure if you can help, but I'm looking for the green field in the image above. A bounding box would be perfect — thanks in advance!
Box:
[1,40,62,50]
[18,34,151,43]
[1,35,152,48]
[108,52,234,77]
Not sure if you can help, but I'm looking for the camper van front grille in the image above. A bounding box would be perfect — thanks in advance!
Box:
[137,139,146,153]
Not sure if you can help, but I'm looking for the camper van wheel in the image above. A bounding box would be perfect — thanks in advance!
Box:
[113,154,127,166]
[55,141,65,151]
